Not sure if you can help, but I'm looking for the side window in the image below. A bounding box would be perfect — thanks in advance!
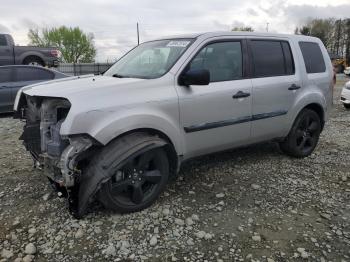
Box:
[251,40,295,77]
[0,68,13,82]
[299,42,326,73]
[188,41,243,82]
[0,35,7,46]
[15,68,54,82]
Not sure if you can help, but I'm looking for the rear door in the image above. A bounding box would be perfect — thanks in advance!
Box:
[0,35,13,66]
[0,67,15,112]
[248,38,301,142]
[12,67,55,100]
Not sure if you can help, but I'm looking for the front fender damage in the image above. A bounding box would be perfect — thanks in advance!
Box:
[59,137,93,187]
[70,138,167,219]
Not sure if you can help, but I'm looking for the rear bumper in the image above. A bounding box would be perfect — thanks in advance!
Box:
[47,59,59,67]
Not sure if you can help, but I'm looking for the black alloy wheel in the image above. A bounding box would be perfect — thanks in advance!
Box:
[280,109,321,158]
[98,147,169,213]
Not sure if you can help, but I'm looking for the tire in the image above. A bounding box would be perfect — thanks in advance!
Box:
[279,109,321,158]
[23,56,44,66]
[97,134,169,213]
[344,104,350,109]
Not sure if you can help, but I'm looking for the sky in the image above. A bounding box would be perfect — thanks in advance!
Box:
[1,0,350,62]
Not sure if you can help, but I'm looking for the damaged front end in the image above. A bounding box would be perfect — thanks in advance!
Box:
[17,95,97,217]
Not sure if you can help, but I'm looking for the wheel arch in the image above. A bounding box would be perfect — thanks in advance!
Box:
[303,103,325,130]
[21,54,45,65]
[287,102,325,136]
[106,128,180,176]
[74,130,176,218]
[286,90,327,136]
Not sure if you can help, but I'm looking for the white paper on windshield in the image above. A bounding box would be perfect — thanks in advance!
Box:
[166,41,190,47]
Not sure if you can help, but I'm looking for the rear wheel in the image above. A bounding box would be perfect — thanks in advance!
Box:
[279,109,321,158]
[23,56,44,66]
[98,145,169,213]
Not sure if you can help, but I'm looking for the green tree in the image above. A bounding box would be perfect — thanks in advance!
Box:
[299,26,311,35]
[28,26,96,63]
[232,26,254,32]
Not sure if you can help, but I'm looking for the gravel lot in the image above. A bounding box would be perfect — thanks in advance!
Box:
[0,78,350,262]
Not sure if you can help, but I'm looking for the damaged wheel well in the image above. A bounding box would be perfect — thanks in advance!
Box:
[74,131,176,218]
[108,128,179,177]
[76,128,180,179]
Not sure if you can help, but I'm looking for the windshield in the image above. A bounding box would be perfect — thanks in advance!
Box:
[104,39,193,79]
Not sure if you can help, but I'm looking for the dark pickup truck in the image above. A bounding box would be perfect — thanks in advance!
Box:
[0,34,60,67]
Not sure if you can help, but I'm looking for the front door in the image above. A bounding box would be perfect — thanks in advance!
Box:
[176,39,252,158]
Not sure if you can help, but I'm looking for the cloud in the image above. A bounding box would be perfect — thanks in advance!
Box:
[247,8,259,16]
[284,4,350,25]
[0,24,10,33]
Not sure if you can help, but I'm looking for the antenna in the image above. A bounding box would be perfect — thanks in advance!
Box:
[137,22,140,45]
[266,22,269,32]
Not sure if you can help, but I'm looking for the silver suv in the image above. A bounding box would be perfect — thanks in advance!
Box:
[14,32,334,218]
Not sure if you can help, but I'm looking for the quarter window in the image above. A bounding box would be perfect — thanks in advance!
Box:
[250,40,295,77]
[188,41,243,82]
[299,42,326,73]
[15,68,54,82]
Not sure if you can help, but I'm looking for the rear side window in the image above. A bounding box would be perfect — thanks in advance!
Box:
[188,41,243,82]
[15,67,54,82]
[299,42,326,73]
[0,35,7,46]
[0,68,13,82]
[250,40,295,77]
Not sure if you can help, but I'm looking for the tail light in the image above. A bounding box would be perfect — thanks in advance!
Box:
[51,49,61,58]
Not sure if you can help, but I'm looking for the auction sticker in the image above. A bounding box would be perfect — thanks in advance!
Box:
[167,41,191,47]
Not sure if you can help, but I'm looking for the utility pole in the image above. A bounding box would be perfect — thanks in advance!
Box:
[266,22,269,32]
[137,22,140,45]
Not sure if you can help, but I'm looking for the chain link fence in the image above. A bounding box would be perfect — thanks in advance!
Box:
[57,63,114,76]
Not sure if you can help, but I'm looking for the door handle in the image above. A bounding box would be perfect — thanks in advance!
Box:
[288,84,301,90]
[232,91,250,99]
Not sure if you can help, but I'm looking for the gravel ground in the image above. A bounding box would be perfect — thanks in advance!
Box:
[0,79,350,262]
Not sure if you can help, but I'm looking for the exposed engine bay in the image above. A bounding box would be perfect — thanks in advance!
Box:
[17,94,96,217]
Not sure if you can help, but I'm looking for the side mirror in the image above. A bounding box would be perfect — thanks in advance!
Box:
[179,69,210,86]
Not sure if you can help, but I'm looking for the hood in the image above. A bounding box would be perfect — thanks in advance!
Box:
[22,75,144,98]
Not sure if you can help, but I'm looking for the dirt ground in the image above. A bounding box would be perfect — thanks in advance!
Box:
[0,77,349,262]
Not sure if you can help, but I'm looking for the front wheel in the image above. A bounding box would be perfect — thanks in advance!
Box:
[279,109,321,158]
[344,103,350,109]
[98,147,169,213]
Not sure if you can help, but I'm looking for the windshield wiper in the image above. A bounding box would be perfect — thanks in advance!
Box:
[112,73,128,78]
